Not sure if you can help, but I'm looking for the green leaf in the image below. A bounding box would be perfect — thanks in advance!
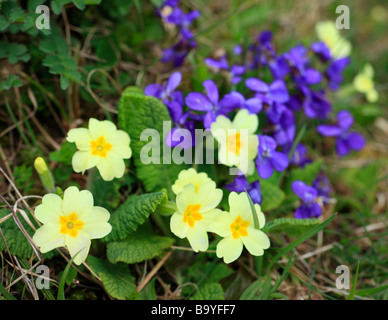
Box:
[191,283,225,300]
[240,278,265,300]
[39,27,81,88]
[138,277,157,300]
[0,209,36,259]
[107,233,174,264]
[0,41,30,64]
[103,191,168,242]
[89,170,121,212]
[0,15,10,31]
[118,88,188,197]
[355,284,388,297]
[87,256,138,300]
[73,0,86,10]
[49,141,77,164]
[262,217,321,237]
[0,209,56,260]
[0,282,16,300]
[0,74,22,91]
[260,180,285,211]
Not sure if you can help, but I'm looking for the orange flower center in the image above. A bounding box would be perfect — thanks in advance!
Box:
[183,204,202,228]
[59,213,84,238]
[90,136,112,158]
[230,216,250,239]
[227,132,243,155]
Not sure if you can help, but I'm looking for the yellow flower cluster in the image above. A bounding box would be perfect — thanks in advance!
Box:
[170,168,270,263]
[33,118,132,264]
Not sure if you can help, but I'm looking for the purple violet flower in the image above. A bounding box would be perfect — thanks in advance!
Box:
[225,174,262,204]
[290,143,311,167]
[225,91,262,114]
[313,172,332,204]
[304,89,332,120]
[205,55,246,84]
[166,8,200,40]
[233,45,242,56]
[255,135,289,179]
[161,39,197,67]
[265,104,296,146]
[144,71,184,112]
[284,44,322,86]
[166,111,196,149]
[311,42,332,62]
[291,181,322,219]
[185,79,240,129]
[245,78,289,106]
[325,57,350,91]
[317,110,366,156]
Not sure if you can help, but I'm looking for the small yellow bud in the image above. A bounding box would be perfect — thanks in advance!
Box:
[34,157,48,174]
[34,157,55,192]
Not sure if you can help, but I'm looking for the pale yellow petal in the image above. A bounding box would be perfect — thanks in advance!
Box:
[170,212,188,239]
[66,128,93,151]
[242,228,270,256]
[33,223,65,253]
[62,186,94,215]
[71,150,100,174]
[232,109,258,134]
[208,211,233,237]
[110,130,132,159]
[195,182,222,212]
[199,208,222,230]
[176,184,197,213]
[89,118,117,140]
[366,89,378,103]
[34,193,63,223]
[79,206,111,239]
[65,232,91,265]
[186,225,209,252]
[172,168,211,195]
[216,236,243,264]
[210,115,233,136]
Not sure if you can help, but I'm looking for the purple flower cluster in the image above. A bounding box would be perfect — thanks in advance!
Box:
[145,72,195,149]
[205,52,246,85]
[317,110,365,156]
[225,174,262,205]
[158,1,200,66]
[146,21,365,216]
[291,181,322,219]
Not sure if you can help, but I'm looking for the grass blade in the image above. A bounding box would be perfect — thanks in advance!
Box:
[57,251,81,300]
[267,214,336,271]
[348,261,360,300]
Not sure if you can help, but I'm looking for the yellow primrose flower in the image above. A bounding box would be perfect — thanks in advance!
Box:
[172,168,213,195]
[170,183,223,252]
[32,186,112,265]
[66,118,132,181]
[353,64,378,103]
[209,192,270,264]
[316,20,351,59]
[210,109,259,175]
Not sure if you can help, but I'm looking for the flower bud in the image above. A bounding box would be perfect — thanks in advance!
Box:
[34,157,55,192]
